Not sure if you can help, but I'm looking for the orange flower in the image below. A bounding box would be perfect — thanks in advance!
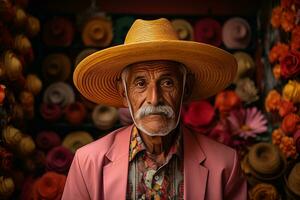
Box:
[272,128,284,145]
[271,6,283,28]
[265,90,281,112]
[278,136,297,158]
[268,43,289,63]
[272,64,281,80]
[281,9,296,32]
[282,80,300,103]
[281,113,300,135]
[291,26,300,50]
[214,90,241,118]
[278,100,297,117]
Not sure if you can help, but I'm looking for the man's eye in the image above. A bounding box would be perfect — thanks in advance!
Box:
[135,80,146,88]
[161,79,174,87]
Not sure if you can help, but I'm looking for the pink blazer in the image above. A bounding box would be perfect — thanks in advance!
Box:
[62,125,247,200]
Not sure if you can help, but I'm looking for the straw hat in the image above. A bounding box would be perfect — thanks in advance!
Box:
[43,82,75,108]
[249,183,279,200]
[171,19,194,41]
[233,51,255,82]
[113,16,135,45]
[26,15,40,38]
[194,18,222,47]
[81,16,113,47]
[287,162,300,196]
[42,53,71,83]
[222,17,251,49]
[92,105,118,130]
[62,131,94,153]
[74,18,237,107]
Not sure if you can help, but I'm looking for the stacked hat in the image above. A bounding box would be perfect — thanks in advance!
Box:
[194,18,222,46]
[92,105,118,130]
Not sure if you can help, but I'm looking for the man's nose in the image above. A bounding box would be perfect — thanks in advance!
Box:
[146,82,161,105]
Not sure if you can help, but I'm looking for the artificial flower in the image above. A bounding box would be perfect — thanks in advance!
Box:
[265,90,281,112]
[272,64,281,80]
[282,80,300,103]
[280,50,300,78]
[281,9,296,32]
[235,78,259,104]
[278,136,297,158]
[278,100,297,117]
[271,6,283,28]
[281,113,300,135]
[272,128,285,145]
[291,26,300,50]
[215,90,241,118]
[268,42,289,63]
[227,107,268,139]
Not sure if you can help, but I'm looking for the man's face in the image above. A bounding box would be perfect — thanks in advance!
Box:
[122,60,185,136]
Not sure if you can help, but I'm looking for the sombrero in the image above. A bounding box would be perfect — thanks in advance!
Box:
[74,18,237,107]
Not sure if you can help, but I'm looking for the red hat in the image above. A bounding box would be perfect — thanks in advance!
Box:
[194,18,222,47]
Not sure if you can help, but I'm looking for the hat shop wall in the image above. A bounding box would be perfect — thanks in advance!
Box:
[0,0,299,199]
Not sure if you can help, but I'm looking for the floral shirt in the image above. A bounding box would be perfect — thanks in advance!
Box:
[126,127,184,200]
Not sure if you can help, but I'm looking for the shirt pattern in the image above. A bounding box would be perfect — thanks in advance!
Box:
[126,127,184,200]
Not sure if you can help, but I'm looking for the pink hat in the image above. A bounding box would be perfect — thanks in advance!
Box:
[40,103,63,122]
[222,17,251,49]
[194,18,222,47]
[46,146,73,174]
[35,131,61,151]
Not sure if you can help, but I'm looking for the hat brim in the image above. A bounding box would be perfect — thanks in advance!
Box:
[74,40,237,107]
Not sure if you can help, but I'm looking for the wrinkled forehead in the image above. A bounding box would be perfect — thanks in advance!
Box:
[121,60,186,80]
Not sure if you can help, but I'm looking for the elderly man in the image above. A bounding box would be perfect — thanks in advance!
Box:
[62,18,247,200]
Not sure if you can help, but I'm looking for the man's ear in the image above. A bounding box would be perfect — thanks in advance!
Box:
[183,73,195,102]
[116,78,129,107]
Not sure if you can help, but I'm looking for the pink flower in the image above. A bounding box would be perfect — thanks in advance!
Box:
[227,107,268,139]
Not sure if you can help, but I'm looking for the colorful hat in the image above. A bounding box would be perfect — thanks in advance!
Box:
[118,107,133,126]
[247,143,286,180]
[18,136,35,155]
[14,34,32,55]
[81,16,113,47]
[43,17,74,47]
[46,146,73,174]
[194,18,222,46]
[2,125,23,147]
[42,53,71,83]
[113,16,135,44]
[43,82,75,108]
[35,131,61,151]
[62,131,94,153]
[171,19,194,41]
[2,50,23,81]
[233,51,255,82]
[32,172,66,200]
[74,18,237,107]
[14,7,27,28]
[26,15,40,38]
[25,74,42,96]
[92,105,118,130]
[287,162,300,196]
[64,102,87,125]
[222,17,251,49]
[75,48,98,66]
[0,176,14,199]
[249,183,279,200]
[40,103,63,122]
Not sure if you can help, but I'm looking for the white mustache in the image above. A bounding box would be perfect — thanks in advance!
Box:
[135,105,175,119]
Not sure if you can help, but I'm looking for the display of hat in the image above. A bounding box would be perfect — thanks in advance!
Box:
[249,183,279,200]
[42,53,71,83]
[43,82,75,108]
[92,104,118,130]
[2,50,23,81]
[43,17,74,47]
[40,103,63,122]
[182,100,215,133]
[75,48,98,66]
[74,18,237,107]
[247,143,286,180]
[222,17,251,49]
[0,176,15,199]
[25,74,42,96]
[2,125,23,147]
[118,107,133,126]
[18,135,35,155]
[62,131,94,153]
[14,34,32,55]
[36,131,61,151]
[64,102,87,125]
[194,18,222,46]
[14,7,27,28]
[233,51,255,82]
[113,16,135,44]
[32,172,66,200]
[286,162,300,197]
[81,16,113,47]
[171,19,194,41]
[26,15,40,37]
[46,146,74,174]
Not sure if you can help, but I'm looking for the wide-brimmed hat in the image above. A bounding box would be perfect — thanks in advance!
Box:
[81,16,113,47]
[194,18,222,47]
[171,19,194,41]
[222,17,251,49]
[74,18,237,107]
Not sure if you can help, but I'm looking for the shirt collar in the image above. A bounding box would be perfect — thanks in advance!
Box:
[129,126,183,162]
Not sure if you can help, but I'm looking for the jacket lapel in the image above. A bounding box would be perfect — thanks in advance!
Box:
[184,127,208,200]
[103,125,133,200]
